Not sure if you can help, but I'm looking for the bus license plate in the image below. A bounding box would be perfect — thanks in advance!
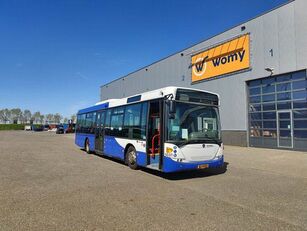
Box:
[198,164,209,169]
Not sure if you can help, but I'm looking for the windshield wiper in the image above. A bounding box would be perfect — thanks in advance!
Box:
[176,140,201,147]
[176,138,221,147]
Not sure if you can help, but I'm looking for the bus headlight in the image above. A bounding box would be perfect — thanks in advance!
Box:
[215,144,223,159]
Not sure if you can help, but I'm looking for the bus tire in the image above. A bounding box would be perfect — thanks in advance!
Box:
[126,146,138,170]
[85,139,91,154]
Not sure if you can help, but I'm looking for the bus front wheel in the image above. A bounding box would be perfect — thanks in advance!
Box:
[126,146,138,170]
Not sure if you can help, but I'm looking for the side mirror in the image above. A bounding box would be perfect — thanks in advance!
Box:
[169,101,176,119]
[169,101,176,114]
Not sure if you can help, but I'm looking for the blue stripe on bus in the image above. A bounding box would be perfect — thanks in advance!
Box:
[103,136,148,166]
[104,136,125,159]
[75,133,95,151]
[136,152,147,166]
[76,134,148,165]
[162,156,224,173]
[78,102,109,114]
[75,133,223,173]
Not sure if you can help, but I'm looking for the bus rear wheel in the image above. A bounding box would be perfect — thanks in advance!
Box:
[85,139,91,154]
[126,146,138,170]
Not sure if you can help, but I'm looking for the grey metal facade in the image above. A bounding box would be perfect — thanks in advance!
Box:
[100,0,307,148]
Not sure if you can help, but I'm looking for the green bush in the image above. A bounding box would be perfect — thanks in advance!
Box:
[0,124,28,130]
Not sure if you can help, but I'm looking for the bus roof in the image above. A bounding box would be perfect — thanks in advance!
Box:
[77,86,219,114]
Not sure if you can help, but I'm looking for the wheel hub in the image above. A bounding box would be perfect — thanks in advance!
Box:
[129,150,136,164]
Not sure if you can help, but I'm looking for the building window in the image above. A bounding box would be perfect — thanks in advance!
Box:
[247,69,307,149]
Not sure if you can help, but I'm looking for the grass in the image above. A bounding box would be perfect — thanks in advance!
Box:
[0,124,28,130]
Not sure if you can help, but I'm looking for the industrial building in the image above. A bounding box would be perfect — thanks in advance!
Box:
[100,0,307,150]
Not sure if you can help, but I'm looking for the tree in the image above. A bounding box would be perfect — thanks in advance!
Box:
[23,110,32,124]
[0,109,4,123]
[71,114,77,123]
[32,111,41,124]
[39,115,45,124]
[54,113,62,124]
[46,114,54,124]
[0,109,11,124]
[10,108,22,124]
[63,117,68,123]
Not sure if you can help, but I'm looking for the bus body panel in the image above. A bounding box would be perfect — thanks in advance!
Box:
[111,137,148,167]
[162,156,224,173]
[136,152,147,167]
[164,143,223,161]
[102,136,148,167]
[104,136,125,159]
[75,133,95,151]
[163,142,224,172]
[179,144,220,162]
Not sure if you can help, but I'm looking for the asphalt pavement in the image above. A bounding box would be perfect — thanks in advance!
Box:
[0,131,306,230]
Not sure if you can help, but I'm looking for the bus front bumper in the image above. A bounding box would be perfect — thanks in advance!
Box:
[162,155,224,173]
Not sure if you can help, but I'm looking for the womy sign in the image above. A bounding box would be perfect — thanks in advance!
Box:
[191,34,250,83]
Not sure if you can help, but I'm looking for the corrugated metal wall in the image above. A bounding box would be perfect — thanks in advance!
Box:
[100,0,307,132]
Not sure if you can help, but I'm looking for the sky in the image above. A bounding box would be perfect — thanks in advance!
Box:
[0,0,288,118]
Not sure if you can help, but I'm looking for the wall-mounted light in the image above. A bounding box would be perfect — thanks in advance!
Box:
[265,67,274,76]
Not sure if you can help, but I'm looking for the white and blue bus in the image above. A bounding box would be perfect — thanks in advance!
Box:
[75,87,224,173]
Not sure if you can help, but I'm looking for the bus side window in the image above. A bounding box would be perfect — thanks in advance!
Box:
[91,112,96,134]
[80,114,86,133]
[110,107,125,137]
[104,109,112,135]
[123,103,142,139]
[85,113,94,134]
[76,114,81,133]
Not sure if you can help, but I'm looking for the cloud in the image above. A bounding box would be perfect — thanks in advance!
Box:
[75,72,89,80]
[16,63,24,68]
[94,52,103,56]
[67,100,91,116]
[93,52,130,66]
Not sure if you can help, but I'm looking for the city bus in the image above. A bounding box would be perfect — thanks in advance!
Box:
[75,87,224,173]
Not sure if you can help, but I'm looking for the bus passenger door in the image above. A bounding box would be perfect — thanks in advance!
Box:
[147,101,162,169]
[95,111,105,154]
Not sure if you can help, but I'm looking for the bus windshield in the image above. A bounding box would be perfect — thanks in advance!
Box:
[167,101,220,144]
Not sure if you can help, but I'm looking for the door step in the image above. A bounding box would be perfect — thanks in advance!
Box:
[147,163,160,170]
